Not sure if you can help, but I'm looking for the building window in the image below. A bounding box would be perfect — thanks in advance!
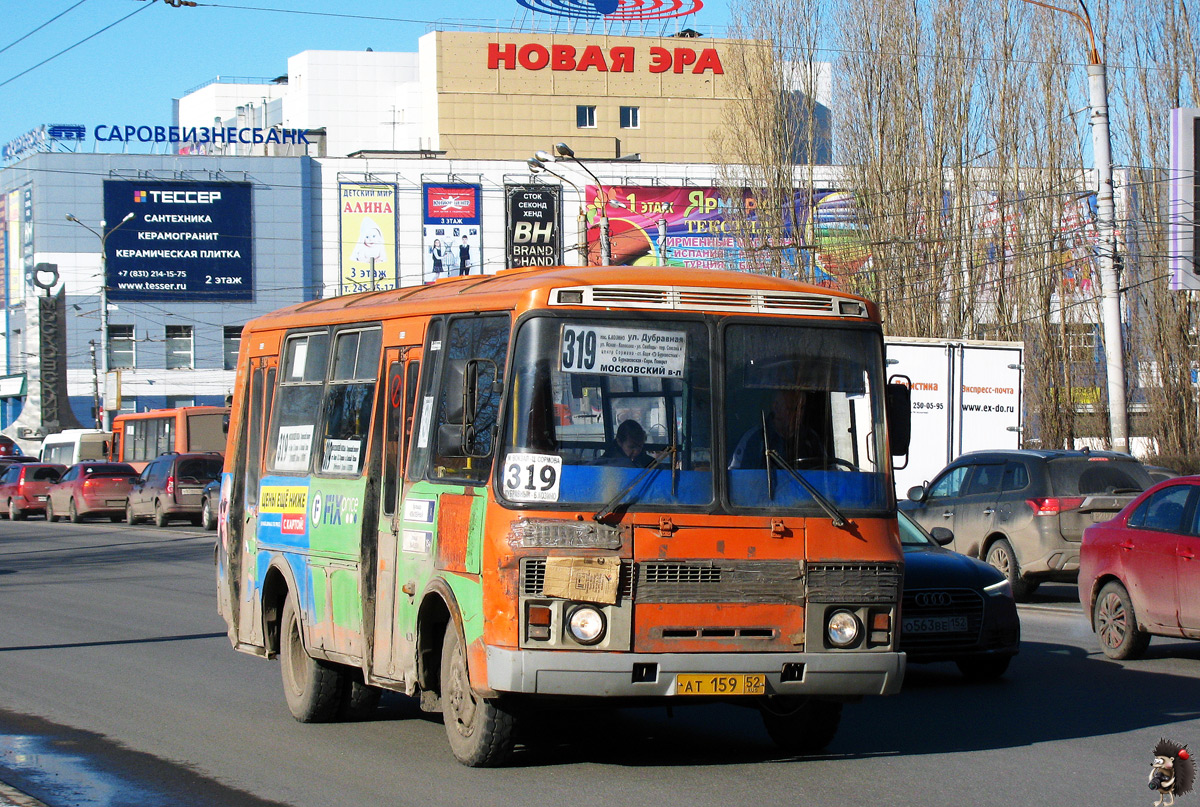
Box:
[224,326,242,370]
[117,395,137,414]
[166,395,194,409]
[166,325,194,369]
[576,105,597,128]
[108,325,135,369]
[620,106,640,129]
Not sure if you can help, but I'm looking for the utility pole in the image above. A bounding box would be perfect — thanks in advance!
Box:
[89,341,101,429]
[1017,0,1128,452]
[66,211,135,431]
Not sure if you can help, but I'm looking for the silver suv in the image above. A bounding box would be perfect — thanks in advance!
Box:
[899,449,1154,601]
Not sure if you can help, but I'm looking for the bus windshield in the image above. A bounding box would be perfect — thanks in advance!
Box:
[501,316,713,509]
[499,315,891,514]
[723,322,890,512]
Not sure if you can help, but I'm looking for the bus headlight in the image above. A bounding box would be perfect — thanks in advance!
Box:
[566,605,606,645]
[826,609,861,648]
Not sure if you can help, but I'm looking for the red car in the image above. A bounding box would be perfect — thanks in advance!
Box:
[1079,475,1200,659]
[0,462,67,520]
[46,462,139,523]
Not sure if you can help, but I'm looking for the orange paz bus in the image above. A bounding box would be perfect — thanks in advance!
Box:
[111,405,229,471]
[215,265,912,766]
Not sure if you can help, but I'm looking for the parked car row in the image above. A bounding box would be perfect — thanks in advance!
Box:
[902,447,1199,659]
[0,452,223,527]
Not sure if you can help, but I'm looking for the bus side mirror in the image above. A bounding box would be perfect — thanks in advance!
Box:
[885,379,911,457]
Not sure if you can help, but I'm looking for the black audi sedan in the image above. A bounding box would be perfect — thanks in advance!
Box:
[899,510,1020,680]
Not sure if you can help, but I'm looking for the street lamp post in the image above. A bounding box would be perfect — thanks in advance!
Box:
[66,211,134,431]
[553,142,613,266]
[527,156,587,264]
[1017,0,1129,453]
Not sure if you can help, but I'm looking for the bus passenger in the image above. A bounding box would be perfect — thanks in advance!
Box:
[594,419,654,468]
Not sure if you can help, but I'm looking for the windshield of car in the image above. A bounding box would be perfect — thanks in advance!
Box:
[898,511,934,549]
[724,322,891,513]
[1049,457,1153,496]
[499,316,712,510]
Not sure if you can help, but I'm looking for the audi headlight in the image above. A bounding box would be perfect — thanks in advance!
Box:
[984,578,1013,598]
[826,609,861,648]
[566,605,606,645]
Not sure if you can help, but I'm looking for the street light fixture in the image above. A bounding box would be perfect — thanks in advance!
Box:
[550,142,613,266]
[1016,0,1128,453]
[528,155,588,264]
[65,211,135,430]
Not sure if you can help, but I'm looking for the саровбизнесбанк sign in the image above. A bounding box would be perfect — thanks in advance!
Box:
[103,180,253,303]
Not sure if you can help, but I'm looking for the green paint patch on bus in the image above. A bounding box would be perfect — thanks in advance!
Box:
[307,477,368,557]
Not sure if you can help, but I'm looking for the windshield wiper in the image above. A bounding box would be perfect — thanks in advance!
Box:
[764,447,849,528]
[593,444,677,522]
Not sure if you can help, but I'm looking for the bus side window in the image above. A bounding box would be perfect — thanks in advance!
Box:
[382,360,404,517]
[431,315,510,483]
[407,319,443,482]
[318,327,381,476]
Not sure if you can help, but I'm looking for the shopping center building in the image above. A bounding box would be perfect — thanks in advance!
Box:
[0,28,834,448]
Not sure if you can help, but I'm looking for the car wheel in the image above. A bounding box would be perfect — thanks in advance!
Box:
[126,501,136,525]
[985,539,1034,602]
[955,655,1012,680]
[9,499,25,521]
[46,499,58,523]
[154,500,169,528]
[69,498,83,524]
[201,498,217,531]
[441,626,516,767]
[280,591,346,722]
[759,697,842,755]
[1094,580,1150,660]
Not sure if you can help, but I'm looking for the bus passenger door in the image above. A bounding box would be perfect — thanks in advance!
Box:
[229,356,276,647]
[372,347,420,681]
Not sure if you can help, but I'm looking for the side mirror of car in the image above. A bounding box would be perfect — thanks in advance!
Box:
[907,484,927,502]
[929,526,954,546]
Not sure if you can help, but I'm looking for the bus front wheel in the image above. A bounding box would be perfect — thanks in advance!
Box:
[440,627,515,767]
[280,592,346,723]
[758,697,842,755]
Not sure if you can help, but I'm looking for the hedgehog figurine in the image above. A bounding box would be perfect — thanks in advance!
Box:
[1150,738,1195,806]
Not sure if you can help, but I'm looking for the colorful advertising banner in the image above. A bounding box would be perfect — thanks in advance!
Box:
[505,184,561,268]
[103,181,253,302]
[4,191,18,307]
[21,187,33,295]
[422,183,482,283]
[0,194,6,309]
[582,185,864,283]
[338,183,397,294]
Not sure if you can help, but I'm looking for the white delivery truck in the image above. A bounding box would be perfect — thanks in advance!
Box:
[885,337,1024,496]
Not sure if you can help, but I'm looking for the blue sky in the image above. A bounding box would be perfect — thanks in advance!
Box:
[0,0,732,150]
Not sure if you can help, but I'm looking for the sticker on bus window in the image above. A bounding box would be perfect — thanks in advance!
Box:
[291,341,308,379]
[502,452,562,503]
[559,325,686,378]
[417,395,435,449]
[402,529,432,554]
[274,425,314,470]
[321,439,361,474]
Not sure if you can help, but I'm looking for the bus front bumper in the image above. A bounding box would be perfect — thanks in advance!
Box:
[486,647,905,698]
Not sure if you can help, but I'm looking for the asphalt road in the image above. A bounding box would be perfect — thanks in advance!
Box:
[1,518,1198,807]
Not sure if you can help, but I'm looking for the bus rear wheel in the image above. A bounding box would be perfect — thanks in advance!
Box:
[758,697,842,755]
[280,592,346,722]
[440,627,515,767]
